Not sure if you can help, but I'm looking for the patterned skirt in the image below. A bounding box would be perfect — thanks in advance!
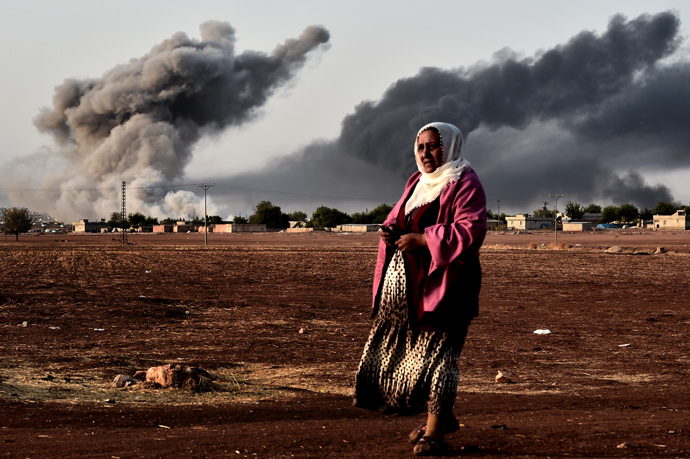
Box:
[353,249,467,417]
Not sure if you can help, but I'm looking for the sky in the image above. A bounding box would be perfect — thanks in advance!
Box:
[1,0,689,222]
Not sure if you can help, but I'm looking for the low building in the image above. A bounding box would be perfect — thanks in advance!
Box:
[336,224,379,232]
[152,224,174,233]
[583,213,602,225]
[212,223,267,233]
[173,221,197,233]
[562,221,593,231]
[505,214,554,231]
[487,219,504,230]
[653,210,690,231]
[72,219,109,233]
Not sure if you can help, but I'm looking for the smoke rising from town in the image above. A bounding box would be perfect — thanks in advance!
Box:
[215,11,688,216]
[4,12,690,221]
[2,21,330,221]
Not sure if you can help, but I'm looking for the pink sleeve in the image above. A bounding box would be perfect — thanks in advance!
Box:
[424,170,487,273]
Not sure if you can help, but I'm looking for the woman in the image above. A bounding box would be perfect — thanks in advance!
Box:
[353,122,487,456]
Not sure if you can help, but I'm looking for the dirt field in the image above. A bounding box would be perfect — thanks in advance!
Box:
[1,229,690,458]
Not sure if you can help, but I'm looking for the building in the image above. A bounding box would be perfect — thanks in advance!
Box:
[487,219,504,230]
[653,210,690,231]
[211,223,267,233]
[73,219,109,233]
[582,213,602,225]
[505,214,554,231]
[335,224,379,232]
[562,221,593,231]
[152,224,174,233]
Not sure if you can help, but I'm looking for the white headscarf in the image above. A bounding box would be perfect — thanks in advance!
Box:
[404,122,471,215]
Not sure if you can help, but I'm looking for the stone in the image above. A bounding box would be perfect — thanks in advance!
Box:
[655,247,665,254]
[143,364,217,392]
[495,370,512,383]
[112,374,139,388]
[606,246,623,253]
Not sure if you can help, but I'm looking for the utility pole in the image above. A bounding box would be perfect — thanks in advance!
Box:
[197,183,215,246]
[496,200,500,220]
[550,194,564,243]
[121,181,127,246]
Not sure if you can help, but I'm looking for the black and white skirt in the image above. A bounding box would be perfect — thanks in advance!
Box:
[353,249,466,417]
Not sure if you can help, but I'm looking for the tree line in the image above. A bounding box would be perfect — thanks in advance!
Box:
[4,199,688,240]
[102,201,394,230]
[244,201,393,229]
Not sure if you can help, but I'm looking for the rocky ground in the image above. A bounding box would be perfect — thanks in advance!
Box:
[1,229,689,458]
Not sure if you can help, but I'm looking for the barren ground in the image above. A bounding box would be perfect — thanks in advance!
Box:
[1,229,689,458]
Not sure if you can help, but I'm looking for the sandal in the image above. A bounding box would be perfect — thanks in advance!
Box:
[413,436,448,456]
[408,423,427,443]
[409,416,460,443]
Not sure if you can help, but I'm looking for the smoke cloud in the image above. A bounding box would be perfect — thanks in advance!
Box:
[4,21,329,221]
[218,11,687,216]
[5,12,688,220]
[335,11,683,210]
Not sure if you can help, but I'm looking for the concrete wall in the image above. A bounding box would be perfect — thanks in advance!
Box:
[336,224,379,232]
[212,223,267,233]
[152,224,173,233]
[562,221,593,231]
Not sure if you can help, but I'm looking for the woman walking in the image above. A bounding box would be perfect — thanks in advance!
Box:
[354,122,487,456]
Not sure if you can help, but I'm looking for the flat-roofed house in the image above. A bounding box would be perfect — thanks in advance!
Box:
[505,214,554,231]
[653,210,690,230]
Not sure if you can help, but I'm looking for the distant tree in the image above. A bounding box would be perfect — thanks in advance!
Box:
[583,203,602,213]
[601,205,620,223]
[617,203,639,223]
[233,215,248,224]
[144,216,159,225]
[288,211,307,221]
[2,207,34,241]
[312,206,351,228]
[248,201,289,228]
[564,201,585,220]
[532,208,554,218]
[108,212,129,229]
[639,208,653,221]
[368,204,394,224]
[208,215,223,224]
[350,211,371,224]
[651,201,678,216]
[128,212,147,228]
[161,217,176,224]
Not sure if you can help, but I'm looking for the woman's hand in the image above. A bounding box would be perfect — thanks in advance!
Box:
[379,226,396,246]
[395,233,427,251]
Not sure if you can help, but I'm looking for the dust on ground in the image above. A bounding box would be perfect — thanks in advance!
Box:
[1,229,689,457]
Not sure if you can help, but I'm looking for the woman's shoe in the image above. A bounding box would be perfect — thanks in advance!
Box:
[413,436,448,456]
[408,423,427,443]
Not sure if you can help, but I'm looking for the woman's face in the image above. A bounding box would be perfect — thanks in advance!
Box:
[416,129,443,173]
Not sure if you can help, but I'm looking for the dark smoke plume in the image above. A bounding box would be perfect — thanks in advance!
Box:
[6,21,329,220]
[219,11,685,215]
[334,11,683,208]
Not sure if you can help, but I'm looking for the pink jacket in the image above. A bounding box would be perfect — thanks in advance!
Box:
[372,169,487,323]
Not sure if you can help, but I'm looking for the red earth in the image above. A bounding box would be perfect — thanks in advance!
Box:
[1,229,690,458]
